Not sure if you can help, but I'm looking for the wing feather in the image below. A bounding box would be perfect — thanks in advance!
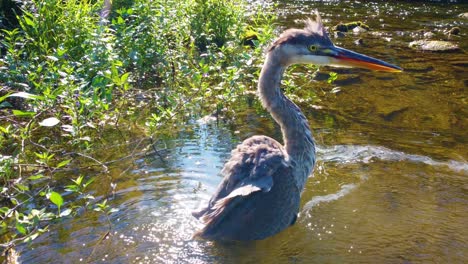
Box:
[193,136,290,227]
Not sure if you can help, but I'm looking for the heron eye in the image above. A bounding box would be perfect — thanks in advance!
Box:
[308,45,317,52]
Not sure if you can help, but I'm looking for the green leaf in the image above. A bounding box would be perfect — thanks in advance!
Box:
[0,92,11,102]
[34,152,46,159]
[120,72,130,83]
[23,16,35,27]
[12,110,35,117]
[30,209,42,217]
[15,183,29,191]
[25,232,39,243]
[46,55,59,62]
[72,175,83,185]
[39,117,60,127]
[0,207,10,214]
[28,174,44,180]
[57,46,67,57]
[49,192,63,208]
[65,185,79,192]
[16,221,27,235]
[8,92,39,100]
[0,125,9,133]
[56,159,71,168]
[84,178,94,188]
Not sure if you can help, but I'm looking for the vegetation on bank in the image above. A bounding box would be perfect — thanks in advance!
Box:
[0,0,279,253]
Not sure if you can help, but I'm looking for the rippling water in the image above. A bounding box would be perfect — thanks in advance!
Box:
[19,1,467,263]
[21,120,467,263]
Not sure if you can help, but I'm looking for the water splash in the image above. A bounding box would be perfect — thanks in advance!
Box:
[318,145,468,172]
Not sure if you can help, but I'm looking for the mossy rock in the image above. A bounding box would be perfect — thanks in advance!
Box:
[241,28,259,48]
[333,21,370,32]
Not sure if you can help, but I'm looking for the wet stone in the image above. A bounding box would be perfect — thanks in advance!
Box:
[458,12,468,19]
[379,107,410,122]
[354,38,364,45]
[409,40,460,52]
[447,27,460,35]
[334,74,362,86]
[423,32,435,39]
[334,31,346,38]
[450,61,468,68]
[333,21,370,32]
[353,26,367,34]
[403,63,434,73]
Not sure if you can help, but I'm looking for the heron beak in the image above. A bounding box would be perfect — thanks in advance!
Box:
[330,46,403,72]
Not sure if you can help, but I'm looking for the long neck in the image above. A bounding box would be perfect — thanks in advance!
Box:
[258,52,316,188]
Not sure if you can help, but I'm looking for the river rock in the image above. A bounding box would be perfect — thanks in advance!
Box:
[447,27,460,35]
[334,31,346,38]
[423,31,435,39]
[458,13,468,19]
[333,21,370,32]
[379,107,409,122]
[353,26,368,34]
[354,38,364,45]
[409,40,459,52]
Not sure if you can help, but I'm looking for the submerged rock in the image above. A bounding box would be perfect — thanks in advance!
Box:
[334,31,346,38]
[352,26,368,34]
[447,27,460,35]
[379,107,409,122]
[409,40,460,52]
[423,31,435,39]
[333,21,370,32]
[354,38,364,45]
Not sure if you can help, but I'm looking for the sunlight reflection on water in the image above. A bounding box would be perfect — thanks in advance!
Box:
[18,0,468,262]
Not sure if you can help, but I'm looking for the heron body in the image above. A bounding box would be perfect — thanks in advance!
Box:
[193,12,402,241]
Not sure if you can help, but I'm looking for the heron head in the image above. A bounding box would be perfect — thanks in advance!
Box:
[269,11,402,72]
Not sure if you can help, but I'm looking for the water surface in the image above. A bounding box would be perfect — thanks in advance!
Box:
[20,1,467,263]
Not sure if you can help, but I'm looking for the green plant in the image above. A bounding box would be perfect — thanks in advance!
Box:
[328,71,338,84]
[0,0,281,252]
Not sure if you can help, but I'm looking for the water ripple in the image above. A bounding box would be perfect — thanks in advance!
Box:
[318,144,468,172]
[302,183,358,213]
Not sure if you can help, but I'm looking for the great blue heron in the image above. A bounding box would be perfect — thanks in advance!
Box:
[192,12,402,241]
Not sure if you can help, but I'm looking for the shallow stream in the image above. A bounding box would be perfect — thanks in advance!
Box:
[20,1,467,263]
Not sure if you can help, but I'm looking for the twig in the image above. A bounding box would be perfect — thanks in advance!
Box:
[86,214,112,263]
[148,137,166,163]
[64,152,109,173]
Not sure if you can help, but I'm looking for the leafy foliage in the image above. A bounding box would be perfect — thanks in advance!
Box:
[0,0,278,251]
